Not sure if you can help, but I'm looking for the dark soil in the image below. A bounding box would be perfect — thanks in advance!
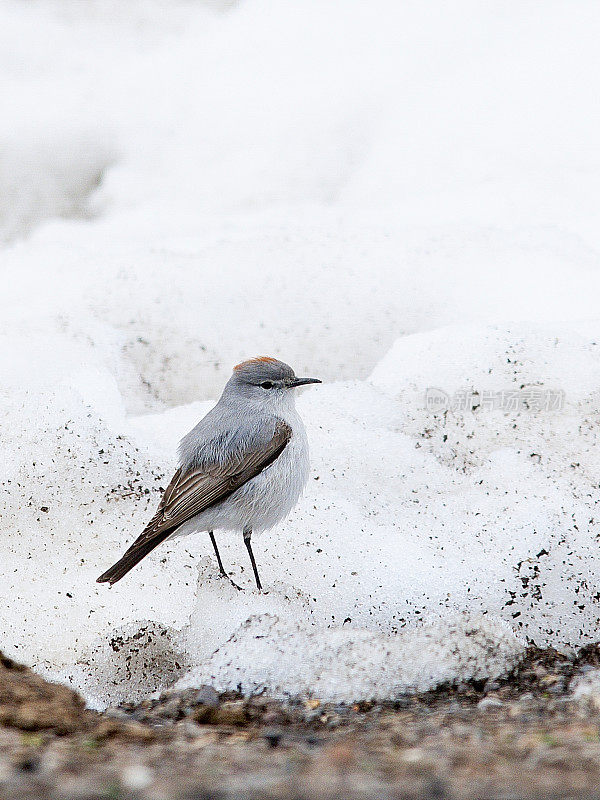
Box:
[2,646,600,798]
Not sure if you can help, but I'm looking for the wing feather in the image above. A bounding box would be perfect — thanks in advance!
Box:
[96,419,291,584]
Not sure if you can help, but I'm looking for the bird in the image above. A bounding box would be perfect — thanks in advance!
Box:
[96,357,321,590]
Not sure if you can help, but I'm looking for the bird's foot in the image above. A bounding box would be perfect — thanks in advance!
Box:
[218,571,243,591]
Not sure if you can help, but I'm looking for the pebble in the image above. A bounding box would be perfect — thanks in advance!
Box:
[262,727,282,748]
[402,747,425,763]
[211,701,247,727]
[477,696,504,711]
[121,765,152,790]
[186,685,220,708]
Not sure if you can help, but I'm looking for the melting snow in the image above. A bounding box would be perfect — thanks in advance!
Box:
[1,0,600,706]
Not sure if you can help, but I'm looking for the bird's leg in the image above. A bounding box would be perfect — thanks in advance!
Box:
[209,531,226,576]
[209,531,242,590]
[243,528,263,590]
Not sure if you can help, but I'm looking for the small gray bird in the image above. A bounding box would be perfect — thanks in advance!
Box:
[97,357,321,590]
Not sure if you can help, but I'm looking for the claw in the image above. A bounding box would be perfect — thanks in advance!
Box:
[217,571,243,591]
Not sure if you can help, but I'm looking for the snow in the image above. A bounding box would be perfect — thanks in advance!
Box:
[177,613,524,703]
[2,0,600,706]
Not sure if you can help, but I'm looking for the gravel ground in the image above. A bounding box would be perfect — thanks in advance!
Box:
[3,647,600,798]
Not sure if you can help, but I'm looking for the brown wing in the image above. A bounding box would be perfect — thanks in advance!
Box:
[97,420,291,584]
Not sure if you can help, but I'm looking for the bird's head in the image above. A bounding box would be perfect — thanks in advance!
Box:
[224,357,321,409]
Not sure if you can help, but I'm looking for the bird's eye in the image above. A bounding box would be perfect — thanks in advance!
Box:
[260,381,274,389]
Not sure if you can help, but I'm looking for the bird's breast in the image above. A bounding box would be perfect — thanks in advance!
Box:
[230,419,309,532]
[175,414,310,536]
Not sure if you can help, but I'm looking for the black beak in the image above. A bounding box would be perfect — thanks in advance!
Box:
[289,377,322,388]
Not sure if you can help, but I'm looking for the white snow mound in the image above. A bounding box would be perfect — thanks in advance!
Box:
[2,0,600,707]
[177,613,524,702]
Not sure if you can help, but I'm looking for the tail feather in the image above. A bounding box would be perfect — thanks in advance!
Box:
[96,530,173,585]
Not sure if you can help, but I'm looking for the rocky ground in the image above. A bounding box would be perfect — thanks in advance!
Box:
[3,647,600,799]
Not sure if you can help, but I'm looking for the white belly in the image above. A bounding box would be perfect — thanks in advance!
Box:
[173,420,310,536]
